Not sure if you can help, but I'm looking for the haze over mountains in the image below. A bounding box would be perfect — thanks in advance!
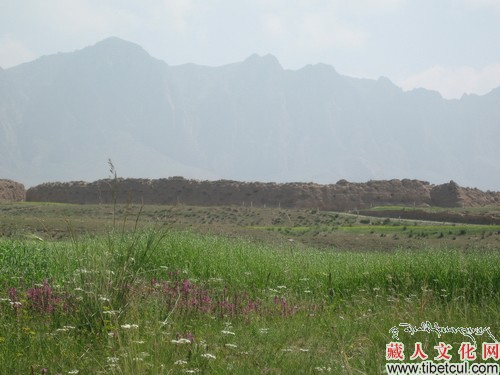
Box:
[1,37,499,190]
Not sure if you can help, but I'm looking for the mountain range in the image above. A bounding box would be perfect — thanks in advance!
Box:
[1,37,499,190]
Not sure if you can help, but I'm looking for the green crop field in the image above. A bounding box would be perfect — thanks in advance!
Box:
[0,202,499,374]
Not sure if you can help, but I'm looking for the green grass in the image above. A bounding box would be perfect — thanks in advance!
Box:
[0,228,499,374]
[337,223,500,234]
[249,222,500,240]
[369,204,500,214]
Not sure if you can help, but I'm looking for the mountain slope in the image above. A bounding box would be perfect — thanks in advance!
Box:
[1,37,499,189]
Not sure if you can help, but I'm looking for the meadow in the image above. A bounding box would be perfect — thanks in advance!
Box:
[0,202,499,374]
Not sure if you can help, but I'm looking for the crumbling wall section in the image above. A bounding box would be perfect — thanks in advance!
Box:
[26,177,500,210]
[0,179,25,202]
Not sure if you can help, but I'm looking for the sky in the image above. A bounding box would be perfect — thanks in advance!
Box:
[1,0,500,99]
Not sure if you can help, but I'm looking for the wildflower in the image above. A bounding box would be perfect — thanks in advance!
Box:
[314,367,332,372]
[121,324,139,329]
[181,279,191,293]
[171,338,191,344]
[103,310,119,315]
[27,281,64,314]
[277,285,287,289]
[174,360,188,365]
[8,288,21,312]
[201,353,216,360]
[225,343,238,348]
[259,328,269,334]
[107,357,119,364]
[8,287,17,300]
[299,348,309,352]
[221,330,235,335]
[67,371,79,374]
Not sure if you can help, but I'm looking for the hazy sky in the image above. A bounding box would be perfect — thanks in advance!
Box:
[1,0,500,99]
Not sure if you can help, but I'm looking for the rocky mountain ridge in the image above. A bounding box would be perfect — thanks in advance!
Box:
[1,37,500,189]
[25,178,500,211]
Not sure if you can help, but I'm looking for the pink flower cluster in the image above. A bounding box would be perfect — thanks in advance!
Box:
[6,280,72,315]
[26,280,69,314]
[148,274,298,318]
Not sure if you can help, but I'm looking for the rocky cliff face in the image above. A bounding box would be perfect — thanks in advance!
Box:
[0,179,25,202]
[25,178,500,210]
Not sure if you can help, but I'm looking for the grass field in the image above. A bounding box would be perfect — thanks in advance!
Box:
[2,202,500,251]
[0,202,499,374]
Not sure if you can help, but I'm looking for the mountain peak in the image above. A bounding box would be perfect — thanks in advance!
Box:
[299,62,339,76]
[243,53,282,70]
[82,37,151,60]
[374,76,403,94]
[93,36,139,48]
[486,86,500,98]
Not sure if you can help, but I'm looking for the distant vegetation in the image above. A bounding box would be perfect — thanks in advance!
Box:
[2,202,500,250]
